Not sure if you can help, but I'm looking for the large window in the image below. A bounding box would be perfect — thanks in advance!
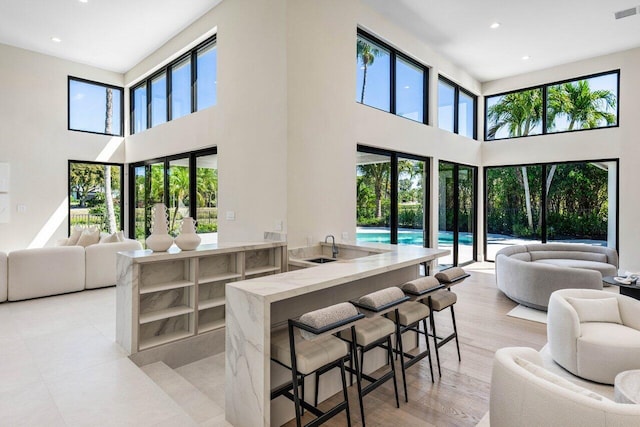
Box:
[131,36,217,134]
[68,77,123,136]
[356,146,429,247]
[438,77,477,139]
[356,30,428,124]
[438,161,477,267]
[485,160,618,261]
[68,161,124,233]
[130,148,218,246]
[485,70,619,141]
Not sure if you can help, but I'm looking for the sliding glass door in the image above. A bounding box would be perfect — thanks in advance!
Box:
[357,146,428,247]
[438,161,477,267]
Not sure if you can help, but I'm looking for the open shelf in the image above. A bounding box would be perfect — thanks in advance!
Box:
[199,296,225,310]
[199,272,242,285]
[139,305,194,324]
[198,318,225,333]
[245,265,281,277]
[139,330,194,351]
[140,280,194,294]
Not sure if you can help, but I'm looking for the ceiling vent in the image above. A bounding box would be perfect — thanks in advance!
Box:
[614,6,639,20]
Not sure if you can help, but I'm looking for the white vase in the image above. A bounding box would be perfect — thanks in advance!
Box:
[146,203,174,251]
[175,217,201,251]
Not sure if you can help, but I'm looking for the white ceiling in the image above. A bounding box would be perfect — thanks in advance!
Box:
[0,1,638,81]
[363,0,640,82]
[0,0,221,73]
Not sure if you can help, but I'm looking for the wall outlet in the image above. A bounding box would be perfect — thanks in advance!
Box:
[341,231,349,241]
[226,210,235,221]
[306,235,314,246]
[17,204,26,213]
[275,220,283,231]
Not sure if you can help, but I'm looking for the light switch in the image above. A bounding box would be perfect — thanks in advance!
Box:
[226,211,236,221]
[341,232,349,241]
[17,204,26,213]
[275,220,283,231]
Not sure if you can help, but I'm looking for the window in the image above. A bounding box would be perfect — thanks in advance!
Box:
[356,29,428,124]
[68,161,124,233]
[485,70,619,141]
[484,160,618,261]
[356,146,429,247]
[438,161,477,267]
[131,35,217,134]
[130,148,218,246]
[438,76,477,139]
[68,77,123,136]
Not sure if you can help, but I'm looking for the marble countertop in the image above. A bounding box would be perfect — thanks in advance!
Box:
[228,243,449,303]
[117,241,287,263]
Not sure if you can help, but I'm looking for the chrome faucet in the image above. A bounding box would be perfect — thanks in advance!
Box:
[325,234,339,258]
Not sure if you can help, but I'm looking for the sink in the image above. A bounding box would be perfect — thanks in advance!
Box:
[306,257,337,264]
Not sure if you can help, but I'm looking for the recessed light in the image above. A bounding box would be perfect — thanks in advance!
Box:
[78,0,88,3]
[490,22,501,29]
[521,55,531,60]
[51,37,62,43]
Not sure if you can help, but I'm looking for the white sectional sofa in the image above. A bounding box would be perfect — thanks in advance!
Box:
[490,347,640,427]
[0,239,141,302]
[495,243,618,310]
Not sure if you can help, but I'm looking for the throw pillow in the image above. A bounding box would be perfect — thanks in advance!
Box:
[514,356,605,401]
[99,232,118,244]
[76,228,100,247]
[66,226,84,246]
[566,297,623,324]
[115,230,125,242]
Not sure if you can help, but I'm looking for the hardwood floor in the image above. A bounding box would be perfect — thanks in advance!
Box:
[283,262,548,427]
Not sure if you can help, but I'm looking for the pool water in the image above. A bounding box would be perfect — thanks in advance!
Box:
[356,228,473,246]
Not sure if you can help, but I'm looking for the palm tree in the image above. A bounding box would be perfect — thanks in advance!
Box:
[168,166,190,234]
[104,87,117,233]
[547,80,616,131]
[357,163,390,220]
[357,38,381,104]
[487,89,543,230]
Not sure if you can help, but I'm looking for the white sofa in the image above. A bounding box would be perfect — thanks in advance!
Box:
[490,346,640,427]
[548,289,640,384]
[3,239,141,302]
[495,243,618,310]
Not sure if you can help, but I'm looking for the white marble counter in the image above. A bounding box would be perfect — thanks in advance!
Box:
[225,243,448,427]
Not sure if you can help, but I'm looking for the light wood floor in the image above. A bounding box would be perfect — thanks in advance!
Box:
[283,262,548,427]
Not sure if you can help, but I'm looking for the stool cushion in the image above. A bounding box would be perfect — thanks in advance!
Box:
[402,277,440,294]
[358,287,405,310]
[428,289,457,311]
[389,301,430,326]
[435,267,468,284]
[340,316,395,347]
[271,329,349,375]
[298,302,359,340]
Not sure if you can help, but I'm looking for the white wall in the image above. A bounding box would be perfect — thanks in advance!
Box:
[482,47,640,270]
[0,43,124,252]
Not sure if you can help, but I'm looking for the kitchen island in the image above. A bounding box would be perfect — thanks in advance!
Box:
[225,242,449,427]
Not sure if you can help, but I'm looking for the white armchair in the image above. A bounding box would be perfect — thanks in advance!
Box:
[490,347,640,427]
[548,288,640,384]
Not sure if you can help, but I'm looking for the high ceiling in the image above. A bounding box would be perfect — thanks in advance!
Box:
[364,0,640,82]
[0,1,638,81]
[0,0,221,73]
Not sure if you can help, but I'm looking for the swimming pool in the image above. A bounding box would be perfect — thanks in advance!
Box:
[356,228,473,246]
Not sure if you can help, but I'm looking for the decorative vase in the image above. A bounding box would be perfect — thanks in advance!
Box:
[146,203,174,251]
[175,217,201,251]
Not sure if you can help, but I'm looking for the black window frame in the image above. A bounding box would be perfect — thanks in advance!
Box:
[130,35,217,135]
[437,75,478,140]
[128,147,218,240]
[483,158,620,262]
[68,76,124,137]
[484,69,620,142]
[356,29,429,126]
[356,145,431,247]
[68,159,125,234]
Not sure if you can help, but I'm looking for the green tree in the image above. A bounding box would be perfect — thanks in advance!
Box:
[168,165,190,234]
[357,162,390,221]
[357,38,381,104]
[69,164,103,208]
[547,80,616,132]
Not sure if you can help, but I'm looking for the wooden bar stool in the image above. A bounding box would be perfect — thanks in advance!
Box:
[337,287,409,426]
[427,267,470,377]
[271,302,364,427]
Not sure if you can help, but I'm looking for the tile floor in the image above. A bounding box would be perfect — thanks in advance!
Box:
[0,287,223,426]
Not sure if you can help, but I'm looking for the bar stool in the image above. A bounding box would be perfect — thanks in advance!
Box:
[337,287,409,426]
[271,302,364,427]
[427,267,470,377]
